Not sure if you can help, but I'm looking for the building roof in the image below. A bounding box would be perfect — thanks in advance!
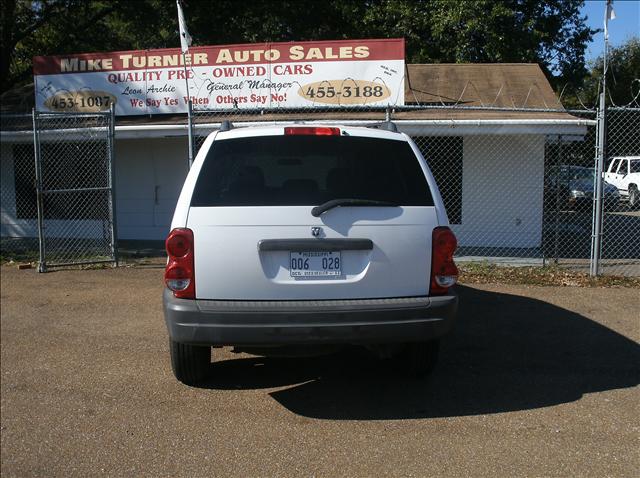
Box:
[405,63,562,109]
[398,63,575,121]
[0,84,35,114]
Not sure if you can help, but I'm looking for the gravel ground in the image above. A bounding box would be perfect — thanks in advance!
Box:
[1,265,639,477]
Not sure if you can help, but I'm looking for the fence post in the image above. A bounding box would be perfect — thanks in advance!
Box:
[553,135,563,264]
[32,109,46,273]
[590,92,606,276]
[108,103,119,267]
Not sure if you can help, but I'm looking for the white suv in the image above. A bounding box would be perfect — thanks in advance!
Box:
[604,156,640,208]
[163,123,458,385]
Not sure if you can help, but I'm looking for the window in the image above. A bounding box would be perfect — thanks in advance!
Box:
[191,135,434,207]
[412,136,463,224]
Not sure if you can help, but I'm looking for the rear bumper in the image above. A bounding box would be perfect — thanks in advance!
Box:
[163,289,458,346]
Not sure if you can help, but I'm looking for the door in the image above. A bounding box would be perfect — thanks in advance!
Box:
[605,158,625,189]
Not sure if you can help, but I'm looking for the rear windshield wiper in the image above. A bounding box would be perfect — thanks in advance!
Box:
[311,199,399,217]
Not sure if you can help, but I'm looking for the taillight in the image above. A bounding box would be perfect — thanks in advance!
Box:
[165,228,195,299]
[430,226,458,295]
[284,126,340,136]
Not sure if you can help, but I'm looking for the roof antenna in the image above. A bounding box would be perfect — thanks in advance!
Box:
[378,106,398,132]
[369,118,398,133]
[219,120,233,132]
[380,121,398,132]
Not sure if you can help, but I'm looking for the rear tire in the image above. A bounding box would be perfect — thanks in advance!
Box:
[169,339,211,385]
[400,340,440,377]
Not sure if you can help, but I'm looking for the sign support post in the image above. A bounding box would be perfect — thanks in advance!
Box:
[177,0,194,168]
[181,51,194,169]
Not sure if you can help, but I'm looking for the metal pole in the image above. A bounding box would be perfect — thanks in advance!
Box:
[107,103,119,267]
[590,92,607,276]
[554,135,562,264]
[32,109,46,273]
[590,9,610,277]
[181,50,194,169]
[187,98,194,168]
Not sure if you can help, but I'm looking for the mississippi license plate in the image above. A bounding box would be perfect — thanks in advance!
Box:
[290,251,341,277]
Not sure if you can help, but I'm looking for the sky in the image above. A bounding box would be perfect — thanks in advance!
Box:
[582,0,640,62]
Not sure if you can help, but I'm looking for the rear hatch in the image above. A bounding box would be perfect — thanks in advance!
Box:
[187,128,439,300]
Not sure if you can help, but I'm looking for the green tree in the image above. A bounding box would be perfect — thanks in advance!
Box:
[425,0,595,87]
[588,37,639,108]
[1,0,175,92]
[560,37,640,109]
[2,0,596,94]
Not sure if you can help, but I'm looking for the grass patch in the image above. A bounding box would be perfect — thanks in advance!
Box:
[458,262,640,287]
[0,251,39,265]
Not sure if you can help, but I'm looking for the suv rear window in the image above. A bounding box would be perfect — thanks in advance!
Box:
[191,135,434,207]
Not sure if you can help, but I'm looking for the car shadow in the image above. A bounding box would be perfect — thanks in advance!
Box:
[197,285,640,420]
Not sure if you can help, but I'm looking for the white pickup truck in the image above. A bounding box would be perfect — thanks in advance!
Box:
[604,156,640,208]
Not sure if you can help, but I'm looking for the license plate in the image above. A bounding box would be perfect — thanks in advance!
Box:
[290,251,341,277]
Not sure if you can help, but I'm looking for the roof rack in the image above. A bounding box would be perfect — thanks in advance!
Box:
[219,120,234,132]
[368,121,399,133]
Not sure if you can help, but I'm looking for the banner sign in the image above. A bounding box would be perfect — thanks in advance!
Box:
[33,38,405,115]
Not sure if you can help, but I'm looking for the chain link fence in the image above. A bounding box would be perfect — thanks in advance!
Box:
[191,104,638,276]
[1,114,38,259]
[541,109,598,272]
[598,107,640,275]
[1,104,637,276]
[1,111,117,270]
